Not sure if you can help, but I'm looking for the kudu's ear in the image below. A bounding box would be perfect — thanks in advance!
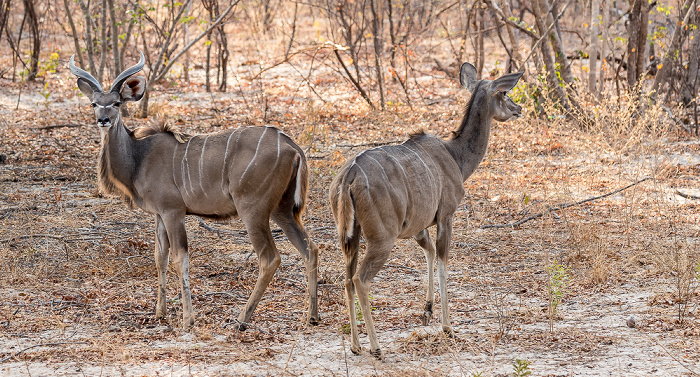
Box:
[120,76,146,102]
[77,78,96,101]
[459,62,478,92]
[492,71,524,93]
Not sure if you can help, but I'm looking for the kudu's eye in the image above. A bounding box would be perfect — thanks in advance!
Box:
[114,102,121,107]
[91,102,97,108]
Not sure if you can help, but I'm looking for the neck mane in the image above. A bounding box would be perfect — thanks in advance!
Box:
[98,119,140,208]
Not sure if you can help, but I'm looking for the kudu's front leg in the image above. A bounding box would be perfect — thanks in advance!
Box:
[415,229,436,326]
[436,218,454,337]
[161,212,194,328]
[154,214,170,320]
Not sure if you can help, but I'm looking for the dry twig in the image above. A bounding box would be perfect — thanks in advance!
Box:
[482,177,651,229]
[0,341,89,363]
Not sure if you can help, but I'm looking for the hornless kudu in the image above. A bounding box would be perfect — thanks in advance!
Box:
[329,63,523,358]
[69,52,319,329]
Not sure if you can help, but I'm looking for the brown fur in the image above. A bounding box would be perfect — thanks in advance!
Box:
[97,133,135,208]
[133,116,191,143]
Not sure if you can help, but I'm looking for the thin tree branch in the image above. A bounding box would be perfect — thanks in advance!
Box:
[0,342,89,363]
[153,0,239,83]
[481,177,651,229]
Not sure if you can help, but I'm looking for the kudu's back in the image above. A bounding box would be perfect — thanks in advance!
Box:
[330,134,462,243]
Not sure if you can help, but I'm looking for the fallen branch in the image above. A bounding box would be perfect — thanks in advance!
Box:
[0,234,67,244]
[481,177,651,229]
[676,190,700,200]
[336,140,402,148]
[0,341,89,363]
[32,124,84,130]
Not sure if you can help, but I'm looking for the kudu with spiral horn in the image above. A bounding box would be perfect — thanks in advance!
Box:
[70,52,320,329]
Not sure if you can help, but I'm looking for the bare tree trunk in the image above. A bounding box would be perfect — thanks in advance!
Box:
[652,0,696,97]
[106,0,120,75]
[0,0,13,42]
[531,0,569,110]
[681,8,700,107]
[477,6,485,78]
[22,0,39,81]
[369,0,385,109]
[588,0,600,96]
[501,0,522,71]
[215,0,228,92]
[543,0,574,84]
[183,0,191,82]
[119,1,138,70]
[588,0,599,94]
[626,0,648,89]
[598,0,609,95]
[205,31,212,92]
[63,0,84,68]
[97,0,107,83]
[79,0,98,76]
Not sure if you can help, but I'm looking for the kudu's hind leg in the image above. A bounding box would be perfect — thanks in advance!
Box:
[436,218,454,337]
[415,229,436,326]
[340,228,361,355]
[154,214,170,320]
[237,215,281,330]
[354,240,393,359]
[272,211,319,325]
[161,212,194,328]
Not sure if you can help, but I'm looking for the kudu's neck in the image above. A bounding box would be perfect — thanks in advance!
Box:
[98,117,142,205]
[445,87,494,181]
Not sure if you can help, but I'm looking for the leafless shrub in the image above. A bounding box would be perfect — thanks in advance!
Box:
[647,231,700,323]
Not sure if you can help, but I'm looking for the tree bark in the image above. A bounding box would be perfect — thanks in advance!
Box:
[681,7,700,106]
[63,0,85,69]
[598,0,609,94]
[106,0,120,75]
[531,0,569,110]
[501,0,522,71]
[369,0,385,109]
[0,0,12,42]
[651,0,697,97]
[626,0,648,89]
[79,0,99,77]
[97,0,107,83]
[22,0,39,81]
[543,0,574,85]
[588,0,600,94]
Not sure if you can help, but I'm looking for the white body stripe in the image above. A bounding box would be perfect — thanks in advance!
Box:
[199,135,210,197]
[221,129,239,194]
[294,155,303,207]
[366,154,395,192]
[240,127,268,184]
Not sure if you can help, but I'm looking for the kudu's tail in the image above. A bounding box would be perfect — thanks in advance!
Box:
[335,172,356,246]
[292,152,309,225]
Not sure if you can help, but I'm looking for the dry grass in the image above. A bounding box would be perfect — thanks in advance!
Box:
[1,29,699,377]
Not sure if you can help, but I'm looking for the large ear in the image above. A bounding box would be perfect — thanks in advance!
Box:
[492,71,524,92]
[120,76,146,102]
[459,62,478,92]
[77,78,96,101]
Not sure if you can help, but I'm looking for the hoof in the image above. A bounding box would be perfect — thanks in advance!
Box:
[443,326,456,338]
[420,302,433,326]
[369,348,383,360]
[309,315,320,326]
[350,345,362,355]
[419,310,432,326]
[182,317,195,330]
[237,322,248,331]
